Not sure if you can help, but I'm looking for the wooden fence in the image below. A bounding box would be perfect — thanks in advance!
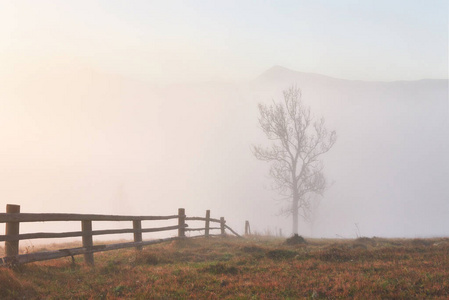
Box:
[0,204,240,266]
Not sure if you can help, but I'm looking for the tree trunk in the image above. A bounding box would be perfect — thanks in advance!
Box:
[292,194,299,235]
[291,165,300,235]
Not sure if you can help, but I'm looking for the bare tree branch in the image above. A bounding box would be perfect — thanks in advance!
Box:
[252,86,336,235]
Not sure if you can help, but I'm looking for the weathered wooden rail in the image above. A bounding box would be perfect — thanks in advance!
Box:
[0,204,240,266]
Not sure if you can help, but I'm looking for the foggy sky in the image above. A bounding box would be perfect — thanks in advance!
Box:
[0,1,448,241]
[1,65,448,239]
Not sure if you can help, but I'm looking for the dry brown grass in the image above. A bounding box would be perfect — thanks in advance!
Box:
[1,236,448,299]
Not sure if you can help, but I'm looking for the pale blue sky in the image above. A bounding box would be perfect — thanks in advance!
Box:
[1,0,447,83]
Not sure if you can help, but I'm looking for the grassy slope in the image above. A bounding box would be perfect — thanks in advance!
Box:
[1,236,448,299]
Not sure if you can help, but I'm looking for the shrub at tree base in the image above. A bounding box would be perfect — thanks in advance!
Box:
[284,234,307,245]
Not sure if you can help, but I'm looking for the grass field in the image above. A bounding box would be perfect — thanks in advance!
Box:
[1,236,448,299]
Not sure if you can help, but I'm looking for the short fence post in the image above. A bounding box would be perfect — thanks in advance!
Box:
[205,210,210,238]
[220,217,225,236]
[245,220,251,235]
[133,220,142,250]
[81,220,94,266]
[178,208,185,237]
[5,204,20,257]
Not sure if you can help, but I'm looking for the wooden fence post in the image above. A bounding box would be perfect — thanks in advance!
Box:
[178,208,185,237]
[5,204,20,257]
[133,220,142,250]
[81,220,94,266]
[205,210,210,238]
[220,217,225,236]
[245,220,251,235]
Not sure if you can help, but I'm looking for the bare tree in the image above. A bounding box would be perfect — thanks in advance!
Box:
[253,86,336,235]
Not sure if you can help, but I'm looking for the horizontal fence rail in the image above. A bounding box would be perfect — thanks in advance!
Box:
[1,237,179,266]
[0,224,185,242]
[185,216,222,223]
[186,227,221,232]
[1,205,241,267]
[0,213,179,223]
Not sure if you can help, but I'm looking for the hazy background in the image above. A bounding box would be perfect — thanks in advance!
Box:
[0,1,448,242]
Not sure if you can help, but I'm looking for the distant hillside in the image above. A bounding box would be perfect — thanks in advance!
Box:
[257,65,448,85]
[257,65,343,84]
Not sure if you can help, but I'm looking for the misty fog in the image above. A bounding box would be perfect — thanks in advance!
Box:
[1,63,448,241]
